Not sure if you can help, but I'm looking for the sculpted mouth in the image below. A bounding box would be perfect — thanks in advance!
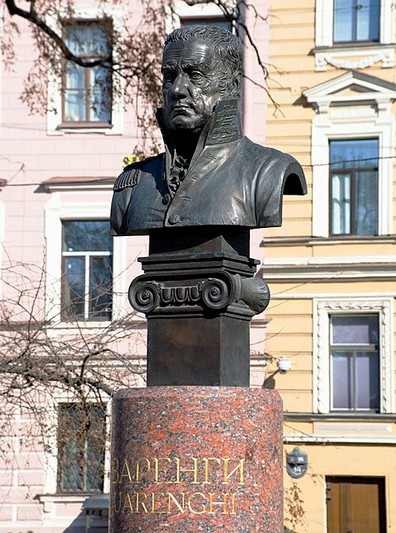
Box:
[172,106,194,116]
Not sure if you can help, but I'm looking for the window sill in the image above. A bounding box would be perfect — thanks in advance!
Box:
[54,121,120,136]
[45,320,112,333]
[261,235,396,247]
[284,412,396,422]
[37,493,106,513]
[59,121,112,129]
[313,42,394,52]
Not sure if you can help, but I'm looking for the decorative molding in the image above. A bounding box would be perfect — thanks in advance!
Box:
[315,47,395,72]
[270,292,396,300]
[304,72,396,238]
[313,298,394,415]
[129,273,270,315]
[304,71,396,109]
[260,259,396,283]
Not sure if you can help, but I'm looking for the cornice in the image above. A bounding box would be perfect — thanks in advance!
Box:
[261,236,396,247]
[42,176,114,192]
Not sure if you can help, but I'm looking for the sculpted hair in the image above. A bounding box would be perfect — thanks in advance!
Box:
[164,25,243,99]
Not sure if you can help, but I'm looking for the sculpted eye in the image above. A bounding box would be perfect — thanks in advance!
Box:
[162,71,176,86]
[189,71,204,81]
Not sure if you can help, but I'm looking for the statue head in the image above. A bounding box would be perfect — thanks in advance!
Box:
[161,25,243,136]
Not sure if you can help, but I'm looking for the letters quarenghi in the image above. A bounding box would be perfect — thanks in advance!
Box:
[113,491,237,516]
[112,456,245,516]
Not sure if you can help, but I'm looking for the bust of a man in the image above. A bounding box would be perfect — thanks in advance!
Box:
[111,25,306,235]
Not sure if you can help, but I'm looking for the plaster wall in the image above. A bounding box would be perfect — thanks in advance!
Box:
[0,2,272,531]
[264,2,396,530]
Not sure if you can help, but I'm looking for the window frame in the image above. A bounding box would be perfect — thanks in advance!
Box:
[61,220,113,322]
[313,298,394,415]
[44,190,127,328]
[329,313,380,412]
[328,138,379,237]
[46,6,124,135]
[61,20,113,127]
[167,0,234,33]
[314,0,394,71]
[57,402,107,494]
[333,0,380,45]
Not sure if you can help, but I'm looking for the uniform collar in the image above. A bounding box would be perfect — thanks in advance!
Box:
[156,100,242,190]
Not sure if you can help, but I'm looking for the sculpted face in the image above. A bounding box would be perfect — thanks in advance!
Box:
[162,39,223,134]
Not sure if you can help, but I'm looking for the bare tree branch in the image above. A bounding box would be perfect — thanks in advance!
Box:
[2,0,278,153]
[5,0,111,67]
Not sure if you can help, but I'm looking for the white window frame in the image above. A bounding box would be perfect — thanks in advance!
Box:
[39,394,111,521]
[45,189,127,328]
[56,401,107,493]
[61,220,113,322]
[46,6,124,135]
[314,0,395,71]
[304,72,396,238]
[313,297,394,414]
[167,0,233,33]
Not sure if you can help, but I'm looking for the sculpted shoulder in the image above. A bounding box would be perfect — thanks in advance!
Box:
[113,154,164,192]
[241,137,307,196]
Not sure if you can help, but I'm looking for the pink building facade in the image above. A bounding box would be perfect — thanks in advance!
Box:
[0,1,270,531]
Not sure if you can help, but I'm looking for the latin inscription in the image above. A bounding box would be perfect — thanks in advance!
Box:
[112,456,245,516]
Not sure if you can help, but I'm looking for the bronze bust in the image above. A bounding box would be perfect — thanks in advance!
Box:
[111,25,307,236]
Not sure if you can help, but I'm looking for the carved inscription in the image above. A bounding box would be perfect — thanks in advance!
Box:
[112,455,245,516]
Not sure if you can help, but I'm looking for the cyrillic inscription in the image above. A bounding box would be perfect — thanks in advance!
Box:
[112,455,245,516]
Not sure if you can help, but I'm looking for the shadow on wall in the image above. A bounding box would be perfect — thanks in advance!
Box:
[63,494,109,533]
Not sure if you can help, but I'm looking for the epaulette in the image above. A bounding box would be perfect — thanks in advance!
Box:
[113,166,141,192]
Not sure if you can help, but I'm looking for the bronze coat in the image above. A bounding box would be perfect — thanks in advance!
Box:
[111,101,307,236]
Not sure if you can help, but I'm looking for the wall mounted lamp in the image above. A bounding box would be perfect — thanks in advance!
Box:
[277,356,292,373]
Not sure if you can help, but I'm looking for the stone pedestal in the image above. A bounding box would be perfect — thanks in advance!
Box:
[110,387,283,532]
[128,228,270,387]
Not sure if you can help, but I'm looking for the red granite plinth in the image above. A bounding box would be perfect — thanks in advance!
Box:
[110,387,283,532]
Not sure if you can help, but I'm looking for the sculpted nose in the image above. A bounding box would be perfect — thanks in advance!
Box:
[170,73,189,98]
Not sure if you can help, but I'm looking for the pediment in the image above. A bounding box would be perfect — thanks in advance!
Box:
[332,84,373,95]
[304,71,396,106]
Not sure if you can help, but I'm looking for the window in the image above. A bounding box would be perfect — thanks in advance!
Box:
[57,403,106,493]
[333,0,380,43]
[169,1,233,36]
[314,298,393,414]
[46,7,124,134]
[63,21,112,125]
[61,220,113,321]
[304,71,396,238]
[330,314,379,411]
[314,0,394,71]
[329,139,378,236]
